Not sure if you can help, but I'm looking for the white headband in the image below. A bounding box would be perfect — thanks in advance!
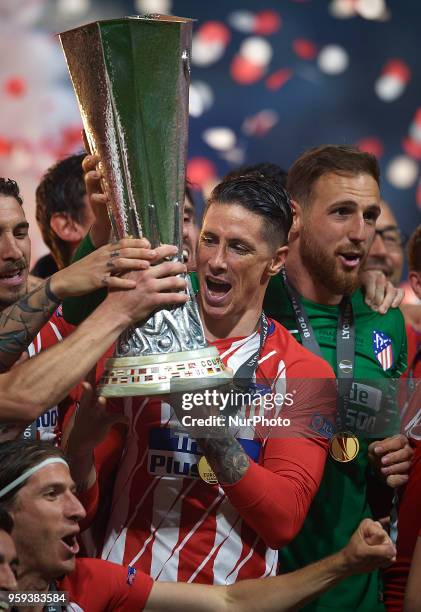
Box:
[0,457,69,499]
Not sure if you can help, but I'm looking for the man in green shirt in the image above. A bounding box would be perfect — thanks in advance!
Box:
[262,145,409,612]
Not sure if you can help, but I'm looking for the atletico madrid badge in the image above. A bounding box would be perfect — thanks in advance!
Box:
[372,330,394,371]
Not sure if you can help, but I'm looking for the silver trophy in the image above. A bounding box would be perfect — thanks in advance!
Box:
[60,15,230,396]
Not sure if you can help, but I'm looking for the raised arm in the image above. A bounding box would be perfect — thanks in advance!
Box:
[0,237,154,371]
[0,247,187,422]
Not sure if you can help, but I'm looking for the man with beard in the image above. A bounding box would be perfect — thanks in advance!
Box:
[0,440,398,612]
[263,144,409,612]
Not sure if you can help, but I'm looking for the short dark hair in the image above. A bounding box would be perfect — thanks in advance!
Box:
[408,225,421,272]
[287,145,380,207]
[35,153,86,269]
[224,162,287,188]
[0,440,64,510]
[0,508,13,534]
[206,174,293,246]
[0,179,23,206]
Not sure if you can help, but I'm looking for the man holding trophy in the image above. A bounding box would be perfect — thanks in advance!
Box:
[59,15,336,584]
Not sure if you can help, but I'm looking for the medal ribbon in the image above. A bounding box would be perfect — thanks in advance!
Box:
[281,270,355,432]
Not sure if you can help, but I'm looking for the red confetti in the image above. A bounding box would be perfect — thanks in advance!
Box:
[4,76,27,97]
[61,126,83,149]
[413,108,421,126]
[402,137,421,160]
[293,38,317,60]
[0,137,12,156]
[187,157,217,189]
[231,55,265,85]
[266,68,293,91]
[254,10,282,35]
[199,21,231,45]
[382,59,411,83]
[356,137,384,159]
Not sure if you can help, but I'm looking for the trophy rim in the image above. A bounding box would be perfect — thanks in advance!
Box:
[58,14,195,37]
[104,346,221,367]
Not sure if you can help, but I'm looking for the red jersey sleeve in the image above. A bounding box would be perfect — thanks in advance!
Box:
[59,558,153,611]
[223,354,336,549]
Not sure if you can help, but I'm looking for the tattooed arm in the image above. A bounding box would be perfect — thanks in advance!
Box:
[0,238,155,371]
[0,251,187,422]
[198,431,250,484]
[0,278,61,372]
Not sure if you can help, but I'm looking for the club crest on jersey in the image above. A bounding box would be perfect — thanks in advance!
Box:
[372,330,394,371]
[127,565,137,586]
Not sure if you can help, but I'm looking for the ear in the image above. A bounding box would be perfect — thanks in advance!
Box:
[267,245,288,277]
[50,213,85,243]
[409,270,421,300]
[288,198,304,236]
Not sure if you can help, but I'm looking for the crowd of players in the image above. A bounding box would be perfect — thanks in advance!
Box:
[0,144,419,611]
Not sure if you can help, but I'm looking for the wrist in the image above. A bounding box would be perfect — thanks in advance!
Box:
[45,276,63,303]
[335,546,355,579]
[95,298,133,333]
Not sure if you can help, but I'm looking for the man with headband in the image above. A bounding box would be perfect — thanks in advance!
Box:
[0,439,396,611]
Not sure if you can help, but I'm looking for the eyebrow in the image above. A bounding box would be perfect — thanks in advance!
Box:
[327,200,381,214]
[376,224,398,231]
[15,222,29,230]
[0,553,16,565]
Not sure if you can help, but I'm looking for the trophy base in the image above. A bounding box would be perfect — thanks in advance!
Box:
[98,346,231,397]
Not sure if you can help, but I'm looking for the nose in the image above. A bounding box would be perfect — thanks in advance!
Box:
[0,233,23,262]
[347,215,368,244]
[208,244,227,273]
[182,220,189,240]
[368,231,388,257]
[65,491,86,522]
[0,565,18,591]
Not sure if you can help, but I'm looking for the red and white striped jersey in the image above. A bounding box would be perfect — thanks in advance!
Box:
[99,318,336,584]
[26,306,73,440]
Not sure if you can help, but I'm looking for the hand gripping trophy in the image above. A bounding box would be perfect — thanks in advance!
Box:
[60,15,231,397]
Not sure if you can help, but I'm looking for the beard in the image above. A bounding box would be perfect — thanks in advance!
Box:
[299,225,362,296]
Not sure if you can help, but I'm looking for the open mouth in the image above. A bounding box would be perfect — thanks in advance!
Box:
[337,253,363,269]
[204,276,232,306]
[60,533,79,555]
[182,248,189,263]
[0,268,25,286]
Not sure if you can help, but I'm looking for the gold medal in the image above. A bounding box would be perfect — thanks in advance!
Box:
[329,431,359,463]
[198,456,218,485]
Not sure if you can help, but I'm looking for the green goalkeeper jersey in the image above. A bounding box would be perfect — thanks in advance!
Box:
[263,273,407,612]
